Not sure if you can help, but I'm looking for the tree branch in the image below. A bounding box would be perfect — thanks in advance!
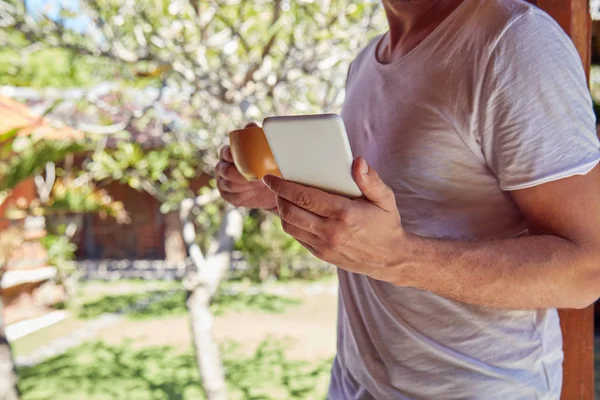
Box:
[34,162,56,204]
[241,0,282,86]
[180,197,207,272]
[194,190,220,208]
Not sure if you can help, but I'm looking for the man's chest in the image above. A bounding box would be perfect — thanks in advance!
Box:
[340,69,521,237]
[341,74,486,195]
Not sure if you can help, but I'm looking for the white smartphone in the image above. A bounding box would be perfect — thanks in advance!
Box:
[262,113,362,199]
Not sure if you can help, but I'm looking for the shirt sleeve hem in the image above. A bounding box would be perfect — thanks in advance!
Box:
[499,158,600,191]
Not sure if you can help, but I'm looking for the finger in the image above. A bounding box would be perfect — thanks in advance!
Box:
[218,177,261,194]
[352,157,396,212]
[216,161,248,184]
[280,219,322,248]
[296,239,318,255]
[219,190,238,205]
[220,145,234,163]
[296,239,335,263]
[263,175,349,218]
[219,187,256,205]
[276,197,326,236]
[244,122,259,128]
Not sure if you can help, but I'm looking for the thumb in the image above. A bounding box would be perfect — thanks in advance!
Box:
[352,157,396,211]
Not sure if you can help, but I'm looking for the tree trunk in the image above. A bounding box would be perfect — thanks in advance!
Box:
[0,300,20,400]
[61,272,82,313]
[186,283,227,400]
[59,220,82,313]
[180,198,243,400]
[164,212,187,263]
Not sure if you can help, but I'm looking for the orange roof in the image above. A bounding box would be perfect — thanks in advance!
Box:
[0,95,83,140]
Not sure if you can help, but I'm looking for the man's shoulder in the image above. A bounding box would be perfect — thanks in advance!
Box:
[478,0,534,19]
[469,0,564,48]
[345,0,565,85]
[463,0,539,46]
[348,0,540,69]
[451,0,572,73]
[481,0,579,64]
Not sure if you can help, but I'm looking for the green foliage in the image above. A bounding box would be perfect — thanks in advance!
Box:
[193,198,223,253]
[0,47,123,88]
[3,0,385,135]
[212,291,301,316]
[593,100,600,123]
[85,133,221,254]
[77,291,158,319]
[77,289,301,320]
[40,233,80,289]
[3,166,128,225]
[0,128,20,154]
[1,0,382,290]
[88,137,212,212]
[223,340,332,400]
[235,213,333,282]
[44,178,129,221]
[42,234,77,265]
[18,340,332,400]
[0,137,87,192]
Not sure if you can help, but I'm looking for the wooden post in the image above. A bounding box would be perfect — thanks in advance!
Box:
[528,1,594,399]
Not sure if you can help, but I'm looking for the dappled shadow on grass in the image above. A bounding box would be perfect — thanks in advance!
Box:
[18,341,202,400]
[19,340,332,400]
[78,291,161,319]
[78,289,302,320]
[211,291,302,316]
[223,339,332,399]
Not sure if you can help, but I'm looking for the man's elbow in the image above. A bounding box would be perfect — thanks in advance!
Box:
[570,250,600,309]
[570,296,598,310]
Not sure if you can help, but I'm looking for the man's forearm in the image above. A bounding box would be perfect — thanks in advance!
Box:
[394,233,598,310]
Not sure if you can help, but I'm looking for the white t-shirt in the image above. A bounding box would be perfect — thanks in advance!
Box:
[329,0,600,399]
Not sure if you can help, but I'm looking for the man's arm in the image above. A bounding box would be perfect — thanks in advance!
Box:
[263,160,600,310]
[399,165,600,309]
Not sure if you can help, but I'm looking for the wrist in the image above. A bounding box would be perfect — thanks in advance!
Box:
[382,231,421,288]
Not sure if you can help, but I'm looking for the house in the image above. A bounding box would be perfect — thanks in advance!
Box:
[0,95,82,325]
[0,94,193,326]
[0,86,203,275]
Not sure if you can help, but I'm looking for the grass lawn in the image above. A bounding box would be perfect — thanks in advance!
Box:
[12,280,310,357]
[78,288,302,320]
[79,280,182,302]
[18,340,333,400]
[13,279,338,399]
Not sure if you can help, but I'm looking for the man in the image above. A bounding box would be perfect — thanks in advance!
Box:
[216,0,600,398]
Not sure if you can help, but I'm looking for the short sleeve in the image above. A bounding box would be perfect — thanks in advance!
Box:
[476,10,600,191]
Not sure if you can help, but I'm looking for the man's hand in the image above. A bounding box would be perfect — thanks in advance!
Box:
[215,123,277,210]
[263,157,405,282]
[265,154,600,309]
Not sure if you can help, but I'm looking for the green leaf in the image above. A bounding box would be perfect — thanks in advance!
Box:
[128,176,141,189]
[0,127,19,145]
[41,99,63,117]
[0,139,88,191]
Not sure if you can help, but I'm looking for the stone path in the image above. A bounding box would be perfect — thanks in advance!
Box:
[15,313,121,367]
[15,289,179,367]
